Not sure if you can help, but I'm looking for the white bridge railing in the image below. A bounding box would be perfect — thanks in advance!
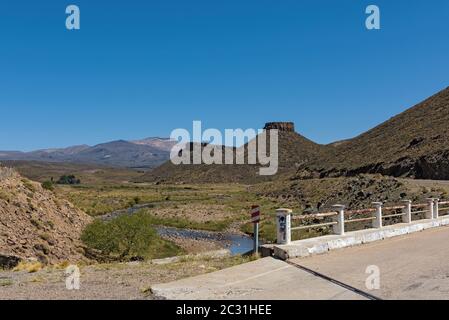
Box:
[275,198,449,245]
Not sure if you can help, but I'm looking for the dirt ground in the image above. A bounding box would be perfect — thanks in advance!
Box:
[159,236,222,254]
[0,255,252,300]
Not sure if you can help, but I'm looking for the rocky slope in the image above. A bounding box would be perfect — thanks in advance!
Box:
[301,86,449,179]
[0,167,92,268]
[137,123,334,184]
[143,86,449,183]
[252,174,444,213]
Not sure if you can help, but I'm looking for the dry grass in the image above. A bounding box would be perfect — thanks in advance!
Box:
[52,261,71,270]
[0,278,13,286]
[57,182,270,224]
[0,190,11,203]
[29,276,45,283]
[13,261,43,273]
[3,160,140,185]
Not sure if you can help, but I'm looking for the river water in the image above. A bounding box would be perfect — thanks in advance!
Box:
[156,226,255,256]
[100,204,256,256]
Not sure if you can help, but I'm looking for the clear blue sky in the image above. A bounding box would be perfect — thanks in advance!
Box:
[1,0,448,151]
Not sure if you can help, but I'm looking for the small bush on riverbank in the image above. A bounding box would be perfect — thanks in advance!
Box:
[81,212,184,261]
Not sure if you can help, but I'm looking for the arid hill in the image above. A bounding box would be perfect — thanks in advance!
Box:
[140,86,449,183]
[0,167,92,268]
[137,123,334,184]
[252,174,448,214]
[301,86,449,179]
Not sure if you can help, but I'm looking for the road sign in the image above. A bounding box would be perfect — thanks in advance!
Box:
[251,205,260,255]
[251,205,260,223]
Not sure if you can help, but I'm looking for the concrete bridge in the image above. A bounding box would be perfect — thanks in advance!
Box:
[151,199,449,300]
[266,198,449,260]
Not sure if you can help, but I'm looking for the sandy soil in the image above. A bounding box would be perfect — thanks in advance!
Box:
[0,255,249,300]
[159,235,221,254]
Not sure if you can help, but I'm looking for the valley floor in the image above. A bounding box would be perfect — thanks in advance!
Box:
[0,255,253,300]
[5,160,449,299]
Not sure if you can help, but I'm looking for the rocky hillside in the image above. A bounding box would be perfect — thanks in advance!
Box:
[0,167,92,268]
[143,87,449,183]
[301,86,449,179]
[137,123,334,184]
[253,174,445,213]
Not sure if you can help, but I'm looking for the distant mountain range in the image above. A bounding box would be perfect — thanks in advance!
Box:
[0,138,176,170]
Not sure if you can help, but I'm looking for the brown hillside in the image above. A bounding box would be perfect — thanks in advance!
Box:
[301,86,449,179]
[137,123,334,184]
[140,87,449,184]
[0,167,92,267]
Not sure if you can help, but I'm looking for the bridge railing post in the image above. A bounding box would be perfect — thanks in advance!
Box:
[401,200,412,223]
[426,198,434,219]
[331,205,345,235]
[276,208,291,245]
[372,202,383,229]
[434,198,439,219]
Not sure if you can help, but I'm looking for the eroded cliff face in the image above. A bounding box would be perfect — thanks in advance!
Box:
[264,122,295,132]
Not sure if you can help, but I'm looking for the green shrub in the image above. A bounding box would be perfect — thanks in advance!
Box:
[41,181,54,191]
[56,175,81,185]
[0,190,11,203]
[81,212,183,261]
[39,232,51,241]
[30,217,44,230]
[45,220,55,229]
[21,179,36,193]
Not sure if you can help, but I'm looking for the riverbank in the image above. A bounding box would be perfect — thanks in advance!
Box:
[94,202,256,256]
[156,226,255,255]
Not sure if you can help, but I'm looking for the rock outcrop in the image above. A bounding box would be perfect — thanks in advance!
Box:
[264,122,295,132]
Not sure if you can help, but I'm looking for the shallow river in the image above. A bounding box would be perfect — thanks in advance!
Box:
[156,226,255,256]
[100,204,256,256]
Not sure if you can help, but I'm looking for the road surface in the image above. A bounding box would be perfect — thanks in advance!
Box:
[151,257,365,300]
[152,225,449,300]
[292,224,449,299]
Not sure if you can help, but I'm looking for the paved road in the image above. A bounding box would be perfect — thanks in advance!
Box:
[151,257,365,300]
[292,225,449,299]
[152,225,449,300]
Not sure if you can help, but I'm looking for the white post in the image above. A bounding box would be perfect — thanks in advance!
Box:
[426,198,434,219]
[401,200,412,223]
[276,208,292,245]
[434,198,439,219]
[331,204,345,235]
[372,202,383,229]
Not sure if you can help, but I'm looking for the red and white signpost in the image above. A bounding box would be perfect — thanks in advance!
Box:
[251,205,260,254]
